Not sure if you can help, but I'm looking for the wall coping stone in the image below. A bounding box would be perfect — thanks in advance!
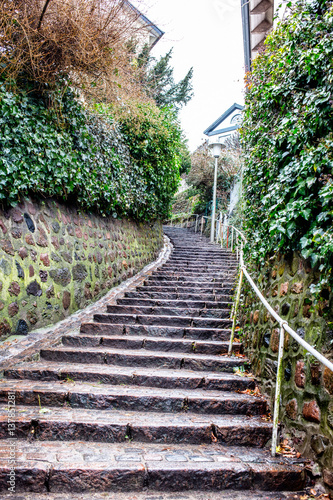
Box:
[0,235,172,373]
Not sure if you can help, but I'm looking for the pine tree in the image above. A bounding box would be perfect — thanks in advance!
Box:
[138,46,194,112]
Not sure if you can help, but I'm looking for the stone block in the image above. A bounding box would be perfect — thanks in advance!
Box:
[310,364,321,386]
[18,247,28,259]
[302,400,320,423]
[291,282,303,294]
[323,367,333,395]
[295,360,305,388]
[8,282,21,297]
[8,302,19,317]
[40,253,50,266]
[62,291,71,310]
[253,310,259,324]
[279,282,289,296]
[285,399,297,420]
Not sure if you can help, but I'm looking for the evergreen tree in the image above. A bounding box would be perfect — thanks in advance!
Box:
[138,46,194,112]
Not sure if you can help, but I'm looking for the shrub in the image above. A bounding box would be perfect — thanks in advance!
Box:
[0,85,181,219]
[242,0,333,290]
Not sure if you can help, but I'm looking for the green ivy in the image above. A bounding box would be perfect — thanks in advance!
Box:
[241,0,333,291]
[0,85,181,220]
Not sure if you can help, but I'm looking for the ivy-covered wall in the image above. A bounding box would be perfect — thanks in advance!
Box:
[239,253,333,491]
[0,198,162,339]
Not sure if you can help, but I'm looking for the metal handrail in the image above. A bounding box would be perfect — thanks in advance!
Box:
[228,232,333,457]
[169,213,333,457]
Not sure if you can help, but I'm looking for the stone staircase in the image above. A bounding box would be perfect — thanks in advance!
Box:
[0,227,307,496]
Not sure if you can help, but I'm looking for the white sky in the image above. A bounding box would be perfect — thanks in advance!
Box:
[139,0,245,152]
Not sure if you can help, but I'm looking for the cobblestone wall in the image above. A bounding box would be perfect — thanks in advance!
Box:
[239,252,333,491]
[0,198,162,339]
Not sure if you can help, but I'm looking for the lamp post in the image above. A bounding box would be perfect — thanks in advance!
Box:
[209,141,223,243]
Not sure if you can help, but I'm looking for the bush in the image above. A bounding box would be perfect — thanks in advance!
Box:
[0,85,181,219]
[242,0,333,290]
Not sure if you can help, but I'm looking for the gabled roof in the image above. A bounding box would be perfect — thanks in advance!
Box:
[124,1,164,48]
[203,103,244,137]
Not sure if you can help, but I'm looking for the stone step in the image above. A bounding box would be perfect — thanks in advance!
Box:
[150,273,236,280]
[0,380,265,414]
[117,298,232,309]
[80,323,233,341]
[106,304,231,319]
[0,406,272,446]
[5,362,255,391]
[143,280,235,289]
[93,313,232,329]
[39,346,245,373]
[148,276,234,283]
[160,266,236,272]
[124,291,232,302]
[136,285,234,294]
[61,334,242,355]
[2,491,311,500]
[165,259,236,266]
[0,440,306,493]
[125,291,232,301]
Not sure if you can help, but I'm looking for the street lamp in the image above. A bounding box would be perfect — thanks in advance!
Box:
[208,140,224,243]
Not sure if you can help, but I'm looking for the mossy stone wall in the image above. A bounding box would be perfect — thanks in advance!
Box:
[240,252,333,491]
[0,198,162,338]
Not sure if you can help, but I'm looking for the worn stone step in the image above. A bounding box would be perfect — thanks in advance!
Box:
[148,276,233,283]
[5,361,254,392]
[93,313,232,329]
[0,380,265,414]
[80,323,233,341]
[117,298,232,309]
[143,280,235,289]
[39,346,245,373]
[156,263,237,276]
[137,286,234,295]
[106,305,231,319]
[125,291,232,301]
[0,440,306,493]
[2,491,312,500]
[0,406,272,446]
[61,334,242,355]
[165,262,236,268]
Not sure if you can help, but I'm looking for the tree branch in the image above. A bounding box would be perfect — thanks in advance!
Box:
[37,0,52,30]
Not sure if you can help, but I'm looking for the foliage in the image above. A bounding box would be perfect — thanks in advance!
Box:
[186,139,240,214]
[138,47,194,112]
[0,0,149,105]
[242,0,333,290]
[0,84,181,219]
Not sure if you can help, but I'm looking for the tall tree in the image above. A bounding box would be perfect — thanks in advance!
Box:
[138,46,194,112]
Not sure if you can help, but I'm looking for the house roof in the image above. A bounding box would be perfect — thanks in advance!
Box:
[124,1,164,48]
[203,103,244,137]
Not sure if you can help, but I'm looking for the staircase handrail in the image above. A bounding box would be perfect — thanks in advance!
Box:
[168,213,333,457]
[226,227,333,458]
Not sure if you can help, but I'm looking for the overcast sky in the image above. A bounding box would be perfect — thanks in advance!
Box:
[139,0,245,152]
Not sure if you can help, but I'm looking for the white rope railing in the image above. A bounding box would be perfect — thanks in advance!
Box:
[167,213,333,457]
[229,235,333,457]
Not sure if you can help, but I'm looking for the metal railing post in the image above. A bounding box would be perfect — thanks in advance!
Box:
[201,217,204,234]
[195,215,198,233]
[221,224,224,248]
[271,324,286,457]
[226,226,229,248]
[228,267,244,355]
[231,228,234,252]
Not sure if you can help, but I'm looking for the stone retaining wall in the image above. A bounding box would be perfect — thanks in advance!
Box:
[239,252,333,491]
[0,198,162,339]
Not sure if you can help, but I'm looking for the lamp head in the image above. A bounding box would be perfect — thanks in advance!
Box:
[208,141,224,158]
